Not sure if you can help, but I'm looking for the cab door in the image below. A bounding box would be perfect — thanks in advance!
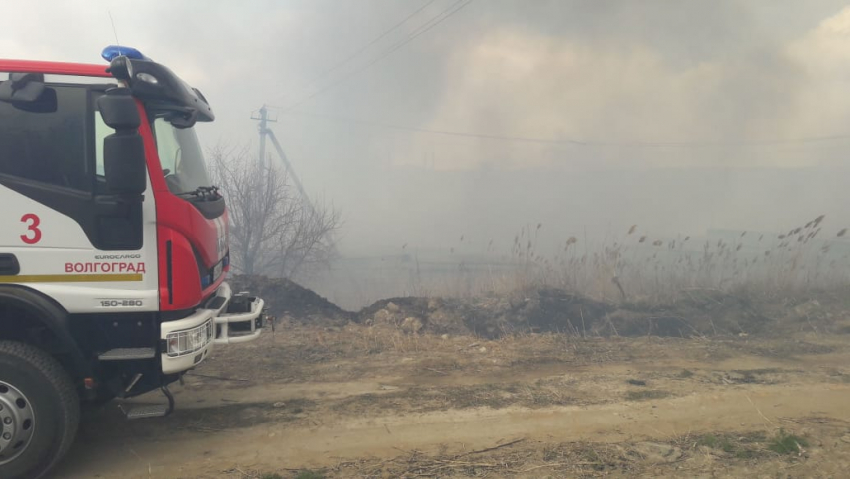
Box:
[0,76,159,313]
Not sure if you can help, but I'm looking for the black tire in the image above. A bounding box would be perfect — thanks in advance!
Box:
[0,341,80,479]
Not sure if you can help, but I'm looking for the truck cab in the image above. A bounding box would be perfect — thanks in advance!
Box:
[0,47,265,479]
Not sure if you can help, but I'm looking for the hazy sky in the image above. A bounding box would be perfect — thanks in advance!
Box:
[5,1,850,255]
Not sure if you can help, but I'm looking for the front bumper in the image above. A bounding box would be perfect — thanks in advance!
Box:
[210,282,267,345]
[160,281,266,374]
[160,308,216,374]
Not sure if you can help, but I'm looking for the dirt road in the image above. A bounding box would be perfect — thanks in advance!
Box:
[50,318,850,478]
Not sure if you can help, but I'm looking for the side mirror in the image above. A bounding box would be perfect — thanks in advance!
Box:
[103,135,147,194]
[168,109,197,129]
[97,87,140,129]
[97,89,146,195]
[0,73,46,103]
[0,73,57,112]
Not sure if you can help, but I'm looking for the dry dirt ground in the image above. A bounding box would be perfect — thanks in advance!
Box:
[52,291,850,478]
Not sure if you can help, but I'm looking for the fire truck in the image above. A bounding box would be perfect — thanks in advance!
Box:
[0,46,266,479]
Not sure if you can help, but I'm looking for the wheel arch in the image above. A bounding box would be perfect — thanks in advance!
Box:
[0,285,91,382]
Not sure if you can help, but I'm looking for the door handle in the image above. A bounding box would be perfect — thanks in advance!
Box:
[0,254,20,275]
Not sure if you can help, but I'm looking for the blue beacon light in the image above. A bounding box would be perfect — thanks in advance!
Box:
[101,45,149,62]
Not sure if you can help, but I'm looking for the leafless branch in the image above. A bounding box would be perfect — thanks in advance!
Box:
[208,143,341,279]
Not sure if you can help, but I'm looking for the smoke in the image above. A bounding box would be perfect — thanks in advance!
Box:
[5,1,850,304]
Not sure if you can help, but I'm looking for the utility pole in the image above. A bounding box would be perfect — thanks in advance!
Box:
[250,105,276,166]
[250,105,312,211]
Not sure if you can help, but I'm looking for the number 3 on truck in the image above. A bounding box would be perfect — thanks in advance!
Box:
[20,213,42,244]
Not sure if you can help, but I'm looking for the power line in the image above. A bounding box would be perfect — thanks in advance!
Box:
[280,0,438,102]
[272,0,474,113]
[280,109,850,149]
[273,0,472,112]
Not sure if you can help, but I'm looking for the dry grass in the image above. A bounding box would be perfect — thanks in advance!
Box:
[396,215,850,306]
[324,438,624,478]
[624,389,670,401]
[308,424,826,478]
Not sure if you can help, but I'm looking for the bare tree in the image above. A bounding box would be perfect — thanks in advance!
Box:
[208,143,341,279]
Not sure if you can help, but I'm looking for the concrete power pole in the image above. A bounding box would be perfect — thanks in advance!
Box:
[251,105,312,210]
[251,105,276,166]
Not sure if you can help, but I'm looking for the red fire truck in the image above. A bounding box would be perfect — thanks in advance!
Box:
[0,46,266,479]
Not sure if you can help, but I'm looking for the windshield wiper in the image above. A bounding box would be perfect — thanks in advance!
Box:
[175,185,221,201]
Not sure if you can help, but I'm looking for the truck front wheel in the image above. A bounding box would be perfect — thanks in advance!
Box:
[0,341,79,479]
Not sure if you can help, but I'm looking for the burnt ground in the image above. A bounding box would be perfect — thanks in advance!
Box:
[52,279,850,478]
[358,285,849,339]
[229,275,353,325]
[235,275,850,339]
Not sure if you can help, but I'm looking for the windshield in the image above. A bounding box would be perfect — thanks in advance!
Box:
[151,117,212,195]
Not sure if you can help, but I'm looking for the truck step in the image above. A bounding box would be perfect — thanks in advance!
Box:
[121,385,175,420]
[98,347,156,361]
[125,404,171,419]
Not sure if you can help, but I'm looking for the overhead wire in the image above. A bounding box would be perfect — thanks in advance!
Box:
[263,1,848,150]
[287,0,438,100]
[271,0,474,113]
[279,109,850,149]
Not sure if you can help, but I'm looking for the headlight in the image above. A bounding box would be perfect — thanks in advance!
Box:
[166,320,213,357]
